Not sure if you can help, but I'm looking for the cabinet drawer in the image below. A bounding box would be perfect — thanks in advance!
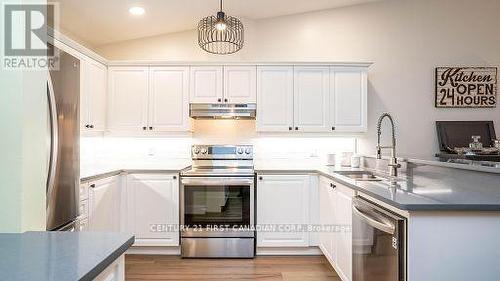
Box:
[80,199,89,218]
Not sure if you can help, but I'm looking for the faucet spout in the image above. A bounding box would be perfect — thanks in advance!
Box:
[376,113,400,177]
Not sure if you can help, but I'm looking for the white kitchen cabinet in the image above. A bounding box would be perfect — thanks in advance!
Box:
[107,67,149,132]
[88,176,121,232]
[94,255,125,281]
[319,176,336,262]
[319,176,354,281]
[148,67,190,131]
[256,66,294,132]
[257,174,310,247]
[126,174,179,246]
[189,66,223,103]
[293,67,331,132]
[334,183,354,281]
[330,67,367,132]
[224,66,257,103]
[80,57,107,132]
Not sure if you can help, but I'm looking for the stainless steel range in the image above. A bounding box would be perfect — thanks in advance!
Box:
[180,145,255,258]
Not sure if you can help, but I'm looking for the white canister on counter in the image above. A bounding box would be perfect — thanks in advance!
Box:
[341,152,353,167]
[351,155,361,168]
[326,154,337,166]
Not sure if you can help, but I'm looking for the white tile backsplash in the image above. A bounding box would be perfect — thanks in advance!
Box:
[81,134,356,170]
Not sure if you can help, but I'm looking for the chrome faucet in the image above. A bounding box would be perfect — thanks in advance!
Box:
[376,113,401,177]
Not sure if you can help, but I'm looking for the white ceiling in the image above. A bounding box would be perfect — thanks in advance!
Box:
[55,0,381,46]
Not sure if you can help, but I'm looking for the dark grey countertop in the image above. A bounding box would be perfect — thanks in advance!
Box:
[81,158,500,212]
[256,161,500,211]
[0,231,134,281]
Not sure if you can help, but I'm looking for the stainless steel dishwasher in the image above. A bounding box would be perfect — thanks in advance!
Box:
[352,196,406,281]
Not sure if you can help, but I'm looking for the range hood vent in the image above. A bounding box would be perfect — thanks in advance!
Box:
[190,103,256,120]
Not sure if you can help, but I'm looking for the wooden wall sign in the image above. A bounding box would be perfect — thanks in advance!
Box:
[435,67,497,108]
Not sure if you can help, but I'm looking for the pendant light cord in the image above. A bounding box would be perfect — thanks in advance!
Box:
[220,0,223,11]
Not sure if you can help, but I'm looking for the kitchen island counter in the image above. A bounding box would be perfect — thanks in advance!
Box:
[0,231,134,281]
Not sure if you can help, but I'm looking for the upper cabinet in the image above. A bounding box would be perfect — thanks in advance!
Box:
[107,67,149,132]
[189,66,223,103]
[80,57,107,132]
[190,66,257,104]
[107,66,191,133]
[224,66,257,103]
[149,67,190,131]
[331,67,368,132]
[256,66,294,132]
[294,66,331,132]
[257,65,369,133]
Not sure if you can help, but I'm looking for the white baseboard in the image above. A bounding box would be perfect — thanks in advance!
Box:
[126,246,181,255]
[256,246,322,256]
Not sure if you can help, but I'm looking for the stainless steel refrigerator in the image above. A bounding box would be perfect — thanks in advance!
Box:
[46,45,80,231]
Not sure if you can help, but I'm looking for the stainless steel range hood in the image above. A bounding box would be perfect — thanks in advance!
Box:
[190,103,256,120]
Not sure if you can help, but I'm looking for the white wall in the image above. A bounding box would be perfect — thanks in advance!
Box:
[0,0,47,232]
[95,0,500,157]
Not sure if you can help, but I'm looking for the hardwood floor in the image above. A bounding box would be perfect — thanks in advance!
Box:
[125,255,341,281]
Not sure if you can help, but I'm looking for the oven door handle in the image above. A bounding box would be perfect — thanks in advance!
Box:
[181,177,254,186]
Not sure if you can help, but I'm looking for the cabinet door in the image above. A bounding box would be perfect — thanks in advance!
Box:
[107,67,149,131]
[293,67,330,132]
[256,66,294,132]
[189,66,223,103]
[257,175,310,247]
[224,66,256,103]
[80,59,91,131]
[88,176,120,232]
[331,67,367,132]
[319,177,334,262]
[148,67,190,131]
[126,174,179,246]
[334,183,354,281]
[88,60,107,131]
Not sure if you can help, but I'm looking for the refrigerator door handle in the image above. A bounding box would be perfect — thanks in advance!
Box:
[352,204,395,235]
[46,73,59,213]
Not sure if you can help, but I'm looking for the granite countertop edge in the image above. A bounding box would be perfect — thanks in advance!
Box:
[82,166,500,212]
[81,167,191,182]
[80,235,135,281]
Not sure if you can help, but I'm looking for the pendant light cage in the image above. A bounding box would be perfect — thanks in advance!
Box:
[198,2,244,55]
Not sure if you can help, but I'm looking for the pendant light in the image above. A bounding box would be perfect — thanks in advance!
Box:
[198,0,244,55]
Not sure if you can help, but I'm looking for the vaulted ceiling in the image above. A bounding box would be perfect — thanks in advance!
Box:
[54,0,382,46]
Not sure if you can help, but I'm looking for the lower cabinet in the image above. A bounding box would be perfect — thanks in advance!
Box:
[319,176,354,281]
[257,174,311,247]
[94,254,125,281]
[125,174,179,246]
[88,176,121,232]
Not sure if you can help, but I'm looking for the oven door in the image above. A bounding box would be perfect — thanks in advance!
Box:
[180,176,255,238]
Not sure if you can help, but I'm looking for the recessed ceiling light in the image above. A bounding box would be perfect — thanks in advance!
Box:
[129,6,145,16]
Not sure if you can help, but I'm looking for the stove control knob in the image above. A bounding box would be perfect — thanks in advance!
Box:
[201,148,208,154]
[193,148,200,154]
[237,147,244,154]
[245,148,252,154]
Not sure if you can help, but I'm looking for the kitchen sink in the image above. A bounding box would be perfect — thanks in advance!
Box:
[336,171,384,181]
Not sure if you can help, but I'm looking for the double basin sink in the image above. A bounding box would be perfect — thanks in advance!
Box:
[336,171,401,183]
